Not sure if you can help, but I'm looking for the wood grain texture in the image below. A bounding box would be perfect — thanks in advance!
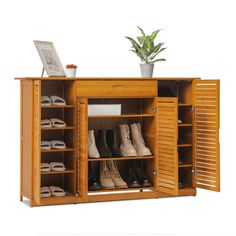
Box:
[156,97,179,195]
[77,97,88,200]
[76,80,157,97]
[193,80,220,192]
[33,80,41,205]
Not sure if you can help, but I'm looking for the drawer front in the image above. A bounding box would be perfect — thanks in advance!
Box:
[76,80,157,97]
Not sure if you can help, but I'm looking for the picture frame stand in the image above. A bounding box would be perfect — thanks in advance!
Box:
[41,67,45,77]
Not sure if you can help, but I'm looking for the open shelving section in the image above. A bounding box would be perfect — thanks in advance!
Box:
[40,80,76,199]
[81,97,158,195]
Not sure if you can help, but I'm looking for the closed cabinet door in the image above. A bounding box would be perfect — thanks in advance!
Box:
[192,80,220,191]
[156,97,179,195]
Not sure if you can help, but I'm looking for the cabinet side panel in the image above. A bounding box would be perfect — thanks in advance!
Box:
[33,81,41,203]
[21,80,33,198]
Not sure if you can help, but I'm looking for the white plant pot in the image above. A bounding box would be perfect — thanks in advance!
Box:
[66,68,77,78]
[140,63,154,78]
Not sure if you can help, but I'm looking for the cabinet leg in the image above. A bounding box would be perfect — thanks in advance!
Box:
[20,194,23,202]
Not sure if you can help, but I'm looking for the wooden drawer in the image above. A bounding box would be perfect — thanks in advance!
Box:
[76,80,157,97]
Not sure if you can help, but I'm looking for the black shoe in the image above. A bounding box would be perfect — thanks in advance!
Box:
[135,160,152,187]
[88,162,101,191]
[127,160,141,188]
[88,176,101,191]
[106,129,122,157]
[96,129,112,157]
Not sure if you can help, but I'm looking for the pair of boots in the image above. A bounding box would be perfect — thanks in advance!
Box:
[100,160,128,189]
[88,129,121,158]
[127,160,152,187]
[119,123,152,157]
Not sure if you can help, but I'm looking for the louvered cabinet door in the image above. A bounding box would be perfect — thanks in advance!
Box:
[193,80,220,191]
[156,97,179,195]
[77,97,88,200]
[33,80,41,204]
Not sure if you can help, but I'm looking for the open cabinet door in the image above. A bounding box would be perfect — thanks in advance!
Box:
[193,80,220,191]
[156,97,179,195]
[76,97,88,200]
[33,80,41,204]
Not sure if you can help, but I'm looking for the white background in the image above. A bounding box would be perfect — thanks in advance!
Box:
[0,0,235,235]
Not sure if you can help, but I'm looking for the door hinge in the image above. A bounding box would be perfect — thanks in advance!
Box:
[191,106,194,111]
[192,167,195,173]
[153,170,158,176]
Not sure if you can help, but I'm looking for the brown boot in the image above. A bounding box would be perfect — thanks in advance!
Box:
[100,161,115,189]
[107,160,128,189]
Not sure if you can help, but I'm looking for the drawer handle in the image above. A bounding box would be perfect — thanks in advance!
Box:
[113,85,123,91]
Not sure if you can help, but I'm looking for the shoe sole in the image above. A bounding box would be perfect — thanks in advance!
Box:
[121,152,137,157]
[101,186,116,190]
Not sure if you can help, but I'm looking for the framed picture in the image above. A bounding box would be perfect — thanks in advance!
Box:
[34,40,66,77]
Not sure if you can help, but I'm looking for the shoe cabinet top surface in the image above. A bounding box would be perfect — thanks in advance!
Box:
[15,77,201,81]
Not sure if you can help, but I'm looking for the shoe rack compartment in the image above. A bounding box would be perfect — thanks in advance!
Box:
[40,80,76,196]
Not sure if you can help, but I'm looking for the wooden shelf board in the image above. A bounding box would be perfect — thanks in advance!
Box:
[41,170,74,175]
[88,186,154,193]
[41,105,74,108]
[178,144,192,147]
[179,164,193,168]
[41,127,74,131]
[178,104,193,107]
[178,124,192,127]
[88,114,154,119]
[41,148,75,153]
[88,155,155,161]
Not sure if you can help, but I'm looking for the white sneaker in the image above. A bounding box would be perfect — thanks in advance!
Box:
[130,123,152,156]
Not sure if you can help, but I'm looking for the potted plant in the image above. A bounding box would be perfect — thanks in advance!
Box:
[125,26,167,77]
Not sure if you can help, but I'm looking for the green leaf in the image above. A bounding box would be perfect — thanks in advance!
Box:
[137,36,144,45]
[150,58,166,63]
[150,29,161,41]
[137,26,146,37]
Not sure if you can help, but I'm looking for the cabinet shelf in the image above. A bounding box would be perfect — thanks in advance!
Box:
[41,105,74,108]
[178,124,192,127]
[41,148,75,153]
[178,144,192,147]
[41,170,74,175]
[88,114,154,119]
[88,186,154,193]
[178,104,192,107]
[88,155,155,161]
[179,164,192,168]
[41,127,75,131]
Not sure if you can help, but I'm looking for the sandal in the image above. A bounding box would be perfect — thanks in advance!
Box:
[50,162,66,172]
[41,96,51,106]
[41,119,52,128]
[50,96,66,106]
[51,140,66,149]
[41,141,51,150]
[40,186,51,198]
[41,163,51,172]
[49,186,66,197]
[50,118,66,128]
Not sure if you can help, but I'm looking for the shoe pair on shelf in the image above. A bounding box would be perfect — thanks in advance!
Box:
[41,96,66,106]
[40,186,65,197]
[41,118,67,128]
[41,140,66,150]
[88,161,128,190]
[88,129,121,158]
[127,160,152,188]
[88,122,152,158]
[41,162,66,172]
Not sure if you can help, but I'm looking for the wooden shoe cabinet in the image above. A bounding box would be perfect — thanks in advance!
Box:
[16,77,220,207]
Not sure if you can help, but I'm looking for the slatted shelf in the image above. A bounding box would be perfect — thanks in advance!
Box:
[88,156,155,161]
